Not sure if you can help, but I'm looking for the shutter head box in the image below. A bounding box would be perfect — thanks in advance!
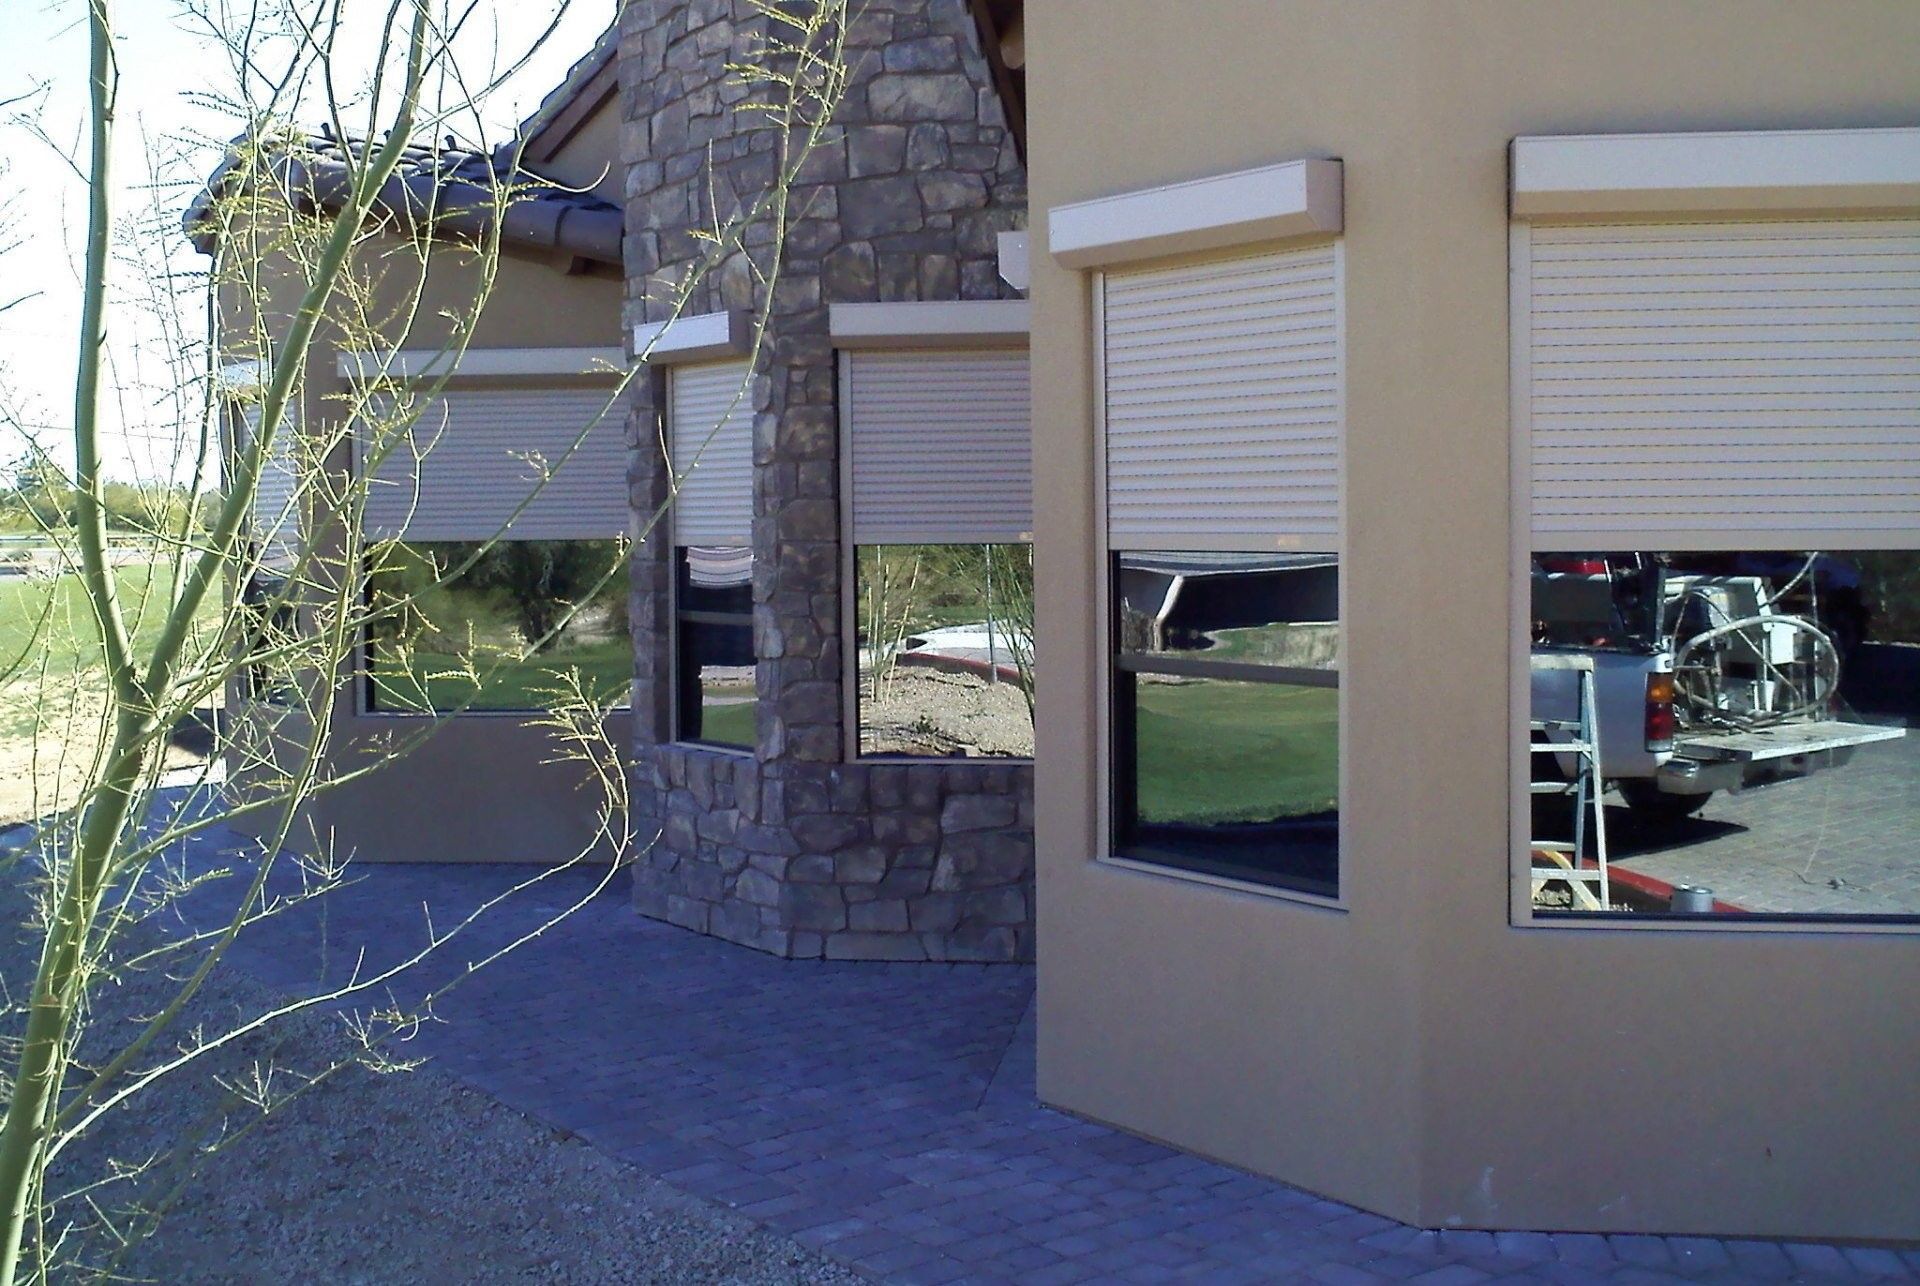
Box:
[845,349,1032,546]
[667,358,756,548]
[1102,242,1344,551]
[360,385,630,542]
[1518,217,1920,549]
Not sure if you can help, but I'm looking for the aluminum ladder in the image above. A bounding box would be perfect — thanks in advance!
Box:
[1530,657,1610,911]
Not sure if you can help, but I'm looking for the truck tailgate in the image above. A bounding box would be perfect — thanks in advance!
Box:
[1675,720,1906,764]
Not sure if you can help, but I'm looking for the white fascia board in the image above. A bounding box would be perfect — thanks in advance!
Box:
[1512,127,1920,219]
[997,231,1031,292]
[337,346,626,381]
[631,309,752,364]
[1047,158,1344,270]
[828,301,1030,350]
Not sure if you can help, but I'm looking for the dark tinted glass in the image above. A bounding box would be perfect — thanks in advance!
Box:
[1113,552,1340,897]
[677,546,754,749]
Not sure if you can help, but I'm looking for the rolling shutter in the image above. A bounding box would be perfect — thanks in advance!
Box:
[668,359,755,547]
[1102,243,1343,550]
[361,386,629,541]
[845,350,1031,544]
[1522,218,1920,547]
[237,401,299,567]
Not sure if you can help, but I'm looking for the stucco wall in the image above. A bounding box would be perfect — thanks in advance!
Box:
[619,0,1038,960]
[1025,0,1920,1239]
[218,226,630,865]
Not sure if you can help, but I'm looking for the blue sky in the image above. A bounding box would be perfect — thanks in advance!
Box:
[0,1,612,483]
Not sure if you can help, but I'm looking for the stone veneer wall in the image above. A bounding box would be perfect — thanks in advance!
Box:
[618,0,1034,961]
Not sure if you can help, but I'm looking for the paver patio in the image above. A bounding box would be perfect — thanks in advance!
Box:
[144,804,1915,1284]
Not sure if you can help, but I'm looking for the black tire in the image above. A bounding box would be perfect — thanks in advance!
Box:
[1617,780,1710,818]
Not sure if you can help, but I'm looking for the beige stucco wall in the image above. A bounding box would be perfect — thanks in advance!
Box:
[1025,0,1920,1239]
[220,229,629,865]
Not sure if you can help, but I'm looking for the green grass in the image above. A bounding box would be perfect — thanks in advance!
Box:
[1133,677,1337,824]
[692,691,756,748]
[369,638,632,713]
[0,562,210,737]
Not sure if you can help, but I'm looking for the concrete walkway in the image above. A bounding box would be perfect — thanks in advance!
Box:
[171,831,1911,1283]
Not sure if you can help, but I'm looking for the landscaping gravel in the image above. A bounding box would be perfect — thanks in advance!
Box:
[0,859,859,1284]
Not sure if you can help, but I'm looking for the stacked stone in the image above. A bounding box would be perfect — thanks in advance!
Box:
[621,0,1033,962]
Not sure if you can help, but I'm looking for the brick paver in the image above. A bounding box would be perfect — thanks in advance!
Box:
[1611,732,1920,915]
[150,806,1909,1283]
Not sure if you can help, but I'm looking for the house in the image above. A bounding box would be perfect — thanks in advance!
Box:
[199,0,1920,1244]
[189,34,633,868]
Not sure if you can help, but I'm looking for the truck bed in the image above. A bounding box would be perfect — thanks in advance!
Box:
[1674,720,1906,764]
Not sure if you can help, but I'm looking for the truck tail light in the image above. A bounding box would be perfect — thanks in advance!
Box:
[1645,672,1676,750]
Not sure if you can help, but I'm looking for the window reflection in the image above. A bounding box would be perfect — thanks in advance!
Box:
[677,546,755,749]
[1526,549,1917,920]
[1113,552,1340,897]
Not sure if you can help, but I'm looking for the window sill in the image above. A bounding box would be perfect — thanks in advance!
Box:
[1095,852,1346,913]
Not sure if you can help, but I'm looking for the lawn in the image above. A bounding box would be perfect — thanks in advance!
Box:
[367,638,633,713]
[1132,676,1338,825]
[0,560,220,825]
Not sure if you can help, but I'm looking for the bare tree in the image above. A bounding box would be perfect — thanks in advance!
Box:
[0,1,850,1278]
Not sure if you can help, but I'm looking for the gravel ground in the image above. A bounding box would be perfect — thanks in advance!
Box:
[0,847,859,1284]
[860,667,1032,757]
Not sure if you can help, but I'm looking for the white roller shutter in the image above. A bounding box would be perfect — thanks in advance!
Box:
[236,401,299,567]
[361,385,628,541]
[1520,218,1920,547]
[845,350,1031,545]
[668,359,755,547]
[1102,243,1343,550]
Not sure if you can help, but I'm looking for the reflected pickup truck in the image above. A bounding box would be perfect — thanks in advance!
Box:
[1530,554,1904,818]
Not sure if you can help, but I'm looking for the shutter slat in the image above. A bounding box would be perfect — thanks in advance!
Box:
[1104,242,1343,548]
[361,386,629,541]
[847,350,1032,545]
[669,359,755,547]
[1525,217,1920,543]
[238,402,301,567]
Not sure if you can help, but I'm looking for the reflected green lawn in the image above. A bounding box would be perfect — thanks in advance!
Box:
[694,688,757,749]
[370,638,631,713]
[1133,677,1337,824]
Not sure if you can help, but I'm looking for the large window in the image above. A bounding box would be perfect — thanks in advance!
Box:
[1523,550,1919,921]
[1112,553,1340,897]
[675,546,754,750]
[854,544,1033,758]
[365,540,630,713]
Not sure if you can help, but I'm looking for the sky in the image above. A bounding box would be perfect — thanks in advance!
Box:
[0,0,613,484]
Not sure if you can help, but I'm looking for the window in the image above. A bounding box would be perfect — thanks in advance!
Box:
[1095,238,1345,897]
[1112,553,1339,896]
[365,540,630,713]
[1523,551,1918,920]
[839,345,1034,760]
[240,565,297,705]
[675,546,754,749]
[1510,163,1920,920]
[855,543,1033,758]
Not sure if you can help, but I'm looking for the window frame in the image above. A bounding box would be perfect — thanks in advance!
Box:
[1088,252,1350,911]
[1506,217,1920,933]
